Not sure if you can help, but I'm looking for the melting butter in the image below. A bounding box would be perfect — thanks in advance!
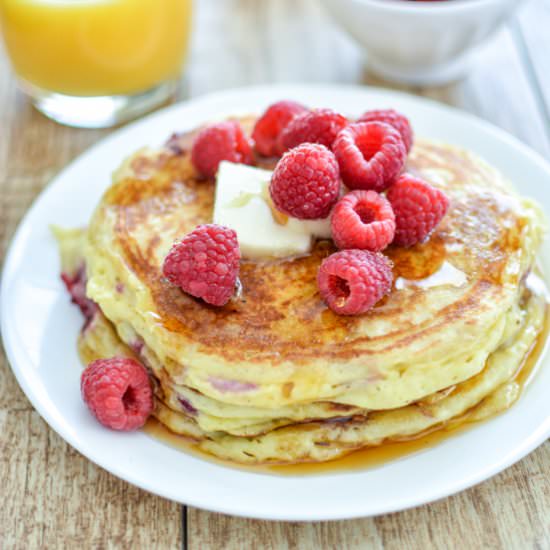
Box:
[213,162,331,260]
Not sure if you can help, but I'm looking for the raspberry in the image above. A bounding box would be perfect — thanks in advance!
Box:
[163,224,240,306]
[81,358,153,431]
[269,143,341,219]
[278,108,348,153]
[358,109,413,153]
[331,190,395,251]
[252,100,308,157]
[333,122,406,192]
[387,173,450,247]
[317,249,393,315]
[191,121,253,178]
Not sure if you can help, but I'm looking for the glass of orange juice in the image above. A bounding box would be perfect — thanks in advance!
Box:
[0,0,192,127]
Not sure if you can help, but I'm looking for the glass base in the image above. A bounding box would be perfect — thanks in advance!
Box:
[21,80,178,128]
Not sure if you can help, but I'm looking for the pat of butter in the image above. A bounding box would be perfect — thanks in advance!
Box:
[213,162,331,259]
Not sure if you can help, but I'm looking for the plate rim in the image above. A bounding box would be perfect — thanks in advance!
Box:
[2,83,550,521]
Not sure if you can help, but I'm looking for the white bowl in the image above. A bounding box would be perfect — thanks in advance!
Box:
[320,0,525,85]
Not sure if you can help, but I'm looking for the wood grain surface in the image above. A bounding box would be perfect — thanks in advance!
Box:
[1,1,549,548]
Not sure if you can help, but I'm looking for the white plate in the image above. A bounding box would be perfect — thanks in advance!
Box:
[2,85,549,521]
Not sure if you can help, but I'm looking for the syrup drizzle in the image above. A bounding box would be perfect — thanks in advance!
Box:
[395,261,467,291]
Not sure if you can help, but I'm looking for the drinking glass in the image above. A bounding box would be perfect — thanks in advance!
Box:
[0,0,193,127]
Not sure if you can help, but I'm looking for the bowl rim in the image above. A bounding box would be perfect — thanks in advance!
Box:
[345,0,516,14]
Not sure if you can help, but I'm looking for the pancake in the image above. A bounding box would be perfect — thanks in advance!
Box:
[54,114,548,465]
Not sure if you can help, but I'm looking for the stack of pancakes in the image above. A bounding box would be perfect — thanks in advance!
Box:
[56,117,548,464]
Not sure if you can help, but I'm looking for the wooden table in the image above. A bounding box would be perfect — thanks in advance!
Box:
[1,1,549,548]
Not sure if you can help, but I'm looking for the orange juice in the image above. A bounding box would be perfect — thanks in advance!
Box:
[0,0,192,96]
